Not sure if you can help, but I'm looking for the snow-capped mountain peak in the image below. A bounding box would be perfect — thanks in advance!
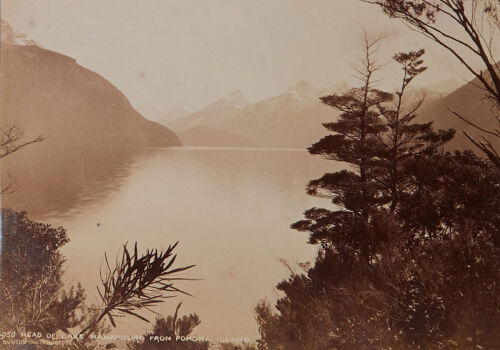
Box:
[281,80,324,105]
[216,90,248,109]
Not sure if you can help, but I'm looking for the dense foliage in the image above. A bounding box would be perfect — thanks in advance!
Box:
[129,303,209,350]
[256,45,500,349]
[0,209,85,335]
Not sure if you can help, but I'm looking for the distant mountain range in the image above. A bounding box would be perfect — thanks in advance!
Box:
[167,81,348,148]
[163,75,495,152]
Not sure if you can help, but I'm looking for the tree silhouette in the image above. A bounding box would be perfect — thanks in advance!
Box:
[257,35,500,349]
[0,123,43,160]
[306,34,389,220]
[374,49,455,212]
[0,123,43,193]
[364,0,500,166]
[291,35,391,261]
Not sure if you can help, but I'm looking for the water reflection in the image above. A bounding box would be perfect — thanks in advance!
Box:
[1,140,145,219]
[8,147,341,340]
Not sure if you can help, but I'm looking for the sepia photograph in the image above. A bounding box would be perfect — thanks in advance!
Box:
[1,1,500,349]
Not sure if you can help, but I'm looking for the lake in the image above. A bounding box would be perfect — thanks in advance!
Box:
[41,147,340,341]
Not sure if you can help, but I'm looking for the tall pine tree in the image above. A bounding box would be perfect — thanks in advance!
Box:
[292,35,391,258]
[258,37,500,350]
[374,49,455,212]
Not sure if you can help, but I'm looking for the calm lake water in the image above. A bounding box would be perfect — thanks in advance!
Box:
[42,147,339,341]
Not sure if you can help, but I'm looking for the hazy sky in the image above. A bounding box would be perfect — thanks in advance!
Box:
[1,0,482,116]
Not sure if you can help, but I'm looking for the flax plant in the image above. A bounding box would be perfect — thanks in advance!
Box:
[77,242,195,338]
